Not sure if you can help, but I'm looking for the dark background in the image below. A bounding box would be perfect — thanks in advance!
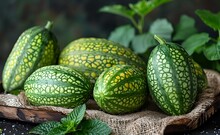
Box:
[0,0,220,80]
[0,1,220,134]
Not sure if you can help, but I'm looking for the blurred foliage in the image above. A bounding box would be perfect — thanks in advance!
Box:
[0,0,219,79]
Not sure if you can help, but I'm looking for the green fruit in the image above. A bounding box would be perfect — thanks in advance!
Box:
[93,65,147,114]
[24,65,92,108]
[2,21,59,92]
[147,35,197,115]
[193,60,208,92]
[58,38,146,84]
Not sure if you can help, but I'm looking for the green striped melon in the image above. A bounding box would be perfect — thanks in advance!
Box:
[2,21,59,92]
[147,35,198,115]
[193,60,208,93]
[58,38,146,84]
[24,65,92,108]
[93,65,147,114]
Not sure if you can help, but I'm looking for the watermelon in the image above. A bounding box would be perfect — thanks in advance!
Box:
[24,65,92,108]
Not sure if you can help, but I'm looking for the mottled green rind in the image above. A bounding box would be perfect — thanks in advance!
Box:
[147,42,198,116]
[94,65,147,114]
[58,38,146,84]
[2,22,59,92]
[193,60,208,93]
[24,65,92,108]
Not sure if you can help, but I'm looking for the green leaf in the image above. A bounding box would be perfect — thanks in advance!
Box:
[29,121,61,135]
[173,15,198,41]
[196,9,220,31]
[61,104,86,127]
[129,0,148,16]
[149,19,173,41]
[60,120,76,133]
[129,0,171,16]
[182,33,210,55]
[47,125,69,135]
[75,119,111,135]
[203,41,220,61]
[99,5,134,20]
[108,25,135,47]
[30,104,87,135]
[131,33,157,53]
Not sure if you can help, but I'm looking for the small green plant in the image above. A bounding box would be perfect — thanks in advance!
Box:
[180,10,220,71]
[29,104,111,135]
[100,0,172,54]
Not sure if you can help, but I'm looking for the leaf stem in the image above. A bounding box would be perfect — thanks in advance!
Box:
[137,15,145,34]
[129,15,144,34]
[130,18,139,33]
